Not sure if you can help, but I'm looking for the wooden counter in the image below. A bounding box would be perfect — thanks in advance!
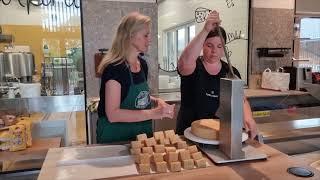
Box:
[0,137,61,171]
[118,142,320,180]
[39,141,320,180]
[154,89,309,103]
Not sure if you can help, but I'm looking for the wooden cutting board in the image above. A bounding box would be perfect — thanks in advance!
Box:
[38,145,139,180]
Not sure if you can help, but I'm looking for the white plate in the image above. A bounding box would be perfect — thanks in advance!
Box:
[184,127,248,145]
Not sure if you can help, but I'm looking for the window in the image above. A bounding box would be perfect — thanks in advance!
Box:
[189,25,195,42]
[162,22,195,71]
[177,28,186,59]
[165,31,176,70]
[295,17,320,72]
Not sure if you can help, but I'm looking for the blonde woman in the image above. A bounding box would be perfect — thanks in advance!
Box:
[96,12,175,143]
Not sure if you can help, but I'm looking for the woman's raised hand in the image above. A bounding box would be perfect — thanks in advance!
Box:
[203,10,221,33]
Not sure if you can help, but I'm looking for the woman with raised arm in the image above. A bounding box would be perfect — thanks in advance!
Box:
[176,11,257,139]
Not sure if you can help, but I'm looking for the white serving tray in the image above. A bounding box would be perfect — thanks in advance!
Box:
[184,127,248,145]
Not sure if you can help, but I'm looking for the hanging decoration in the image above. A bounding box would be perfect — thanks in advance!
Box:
[1,0,11,6]
[0,0,80,14]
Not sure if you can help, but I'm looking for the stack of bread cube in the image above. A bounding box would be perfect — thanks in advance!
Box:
[130,130,207,174]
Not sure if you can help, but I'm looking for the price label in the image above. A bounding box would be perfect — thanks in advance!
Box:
[253,111,271,118]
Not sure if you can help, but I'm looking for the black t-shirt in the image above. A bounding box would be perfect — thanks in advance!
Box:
[176,56,241,134]
[97,58,148,118]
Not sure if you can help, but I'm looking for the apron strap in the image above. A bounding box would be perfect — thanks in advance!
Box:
[126,60,147,85]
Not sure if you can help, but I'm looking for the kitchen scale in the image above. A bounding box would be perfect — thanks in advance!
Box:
[185,24,267,164]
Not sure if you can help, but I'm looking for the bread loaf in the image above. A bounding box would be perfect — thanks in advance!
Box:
[191,119,220,140]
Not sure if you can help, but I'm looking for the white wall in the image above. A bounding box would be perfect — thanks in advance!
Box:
[252,0,294,9]
[158,0,249,81]
[0,0,80,26]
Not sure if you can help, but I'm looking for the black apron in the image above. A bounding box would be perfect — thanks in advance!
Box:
[176,59,227,135]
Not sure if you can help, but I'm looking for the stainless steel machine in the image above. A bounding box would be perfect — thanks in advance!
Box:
[198,26,267,164]
[0,52,35,83]
[200,78,267,163]
[0,52,35,98]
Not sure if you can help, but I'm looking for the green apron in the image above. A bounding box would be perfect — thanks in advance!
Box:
[96,66,152,143]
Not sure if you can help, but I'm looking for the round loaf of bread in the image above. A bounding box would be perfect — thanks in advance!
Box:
[191,119,220,140]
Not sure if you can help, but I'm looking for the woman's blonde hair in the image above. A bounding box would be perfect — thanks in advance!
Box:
[98,12,151,74]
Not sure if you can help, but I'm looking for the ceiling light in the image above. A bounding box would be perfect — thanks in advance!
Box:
[31,0,40,5]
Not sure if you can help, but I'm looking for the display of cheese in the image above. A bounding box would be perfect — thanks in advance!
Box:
[138,163,150,174]
[0,118,33,152]
[131,129,208,174]
[0,130,12,151]
[0,129,12,142]
[191,119,220,140]
[137,133,148,142]
[131,140,143,149]
[1,115,17,126]
[9,124,27,151]
[155,161,167,173]
[0,141,10,151]
[17,120,32,147]
[130,148,141,155]
[153,131,165,140]
[0,118,4,128]
[164,130,175,139]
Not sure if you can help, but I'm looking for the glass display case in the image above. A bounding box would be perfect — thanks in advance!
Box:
[0,0,86,175]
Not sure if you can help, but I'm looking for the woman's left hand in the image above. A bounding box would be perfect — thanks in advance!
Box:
[155,98,175,119]
[244,118,258,140]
